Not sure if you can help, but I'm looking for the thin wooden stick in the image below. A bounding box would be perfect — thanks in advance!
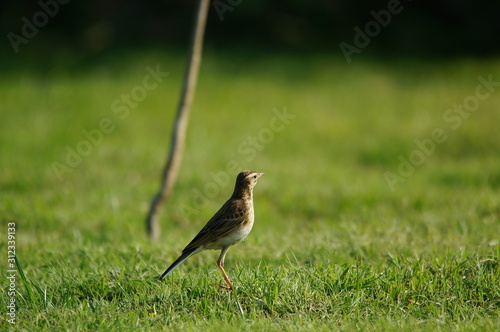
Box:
[146,0,210,240]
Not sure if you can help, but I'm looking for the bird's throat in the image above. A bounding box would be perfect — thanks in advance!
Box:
[231,186,253,201]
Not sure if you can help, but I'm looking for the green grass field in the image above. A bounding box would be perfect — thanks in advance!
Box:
[1,50,499,330]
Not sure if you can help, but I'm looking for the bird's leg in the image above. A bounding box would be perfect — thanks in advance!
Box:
[217,260,233,290]
[215,246,233,291]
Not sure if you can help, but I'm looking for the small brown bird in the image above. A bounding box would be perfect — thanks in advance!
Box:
[159,170,265,290]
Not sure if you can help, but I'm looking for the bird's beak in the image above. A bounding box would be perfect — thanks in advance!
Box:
[257,173,265,177]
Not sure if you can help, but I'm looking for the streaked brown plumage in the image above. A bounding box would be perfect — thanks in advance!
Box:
[159,170,264,290]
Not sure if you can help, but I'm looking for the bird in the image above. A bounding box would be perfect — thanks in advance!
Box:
[159,170,265,290]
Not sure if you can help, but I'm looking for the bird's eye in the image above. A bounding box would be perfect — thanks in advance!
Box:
[253,175,257,179]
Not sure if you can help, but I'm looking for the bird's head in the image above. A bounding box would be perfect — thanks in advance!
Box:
[232,170,264,198]
[239,170,264,187]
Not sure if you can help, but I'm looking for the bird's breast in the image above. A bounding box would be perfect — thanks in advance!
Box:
[211,206,254,248]
[236,206,254,239]
[223,219,254,246]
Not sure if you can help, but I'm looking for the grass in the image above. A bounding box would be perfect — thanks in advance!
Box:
[0,49,499,330]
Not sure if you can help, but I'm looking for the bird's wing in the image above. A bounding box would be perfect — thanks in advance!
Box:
[182,199,247,253]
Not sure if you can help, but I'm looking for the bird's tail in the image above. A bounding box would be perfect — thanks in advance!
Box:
[159,250,197,280]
